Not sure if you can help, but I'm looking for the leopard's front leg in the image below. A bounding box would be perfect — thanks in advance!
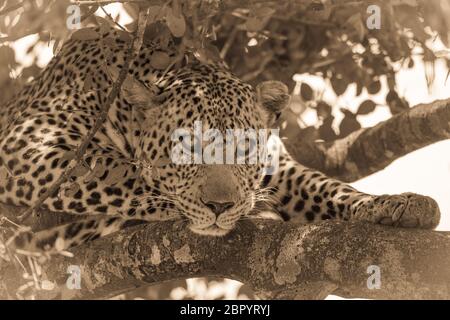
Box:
[261,153,440,229]
[352,192,440,229]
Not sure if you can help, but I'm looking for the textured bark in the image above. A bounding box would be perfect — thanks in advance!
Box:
[1,218,449,300]
[285,98,450,182]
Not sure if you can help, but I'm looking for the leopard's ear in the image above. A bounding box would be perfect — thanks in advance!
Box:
[256,81,290,125]
[121,76,159,108]
[108,66,160,109]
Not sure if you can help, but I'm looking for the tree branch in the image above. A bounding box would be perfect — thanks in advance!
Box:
[1,216,449,300]
[285,98,450,182]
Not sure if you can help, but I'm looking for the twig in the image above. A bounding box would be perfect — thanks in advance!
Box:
[241,52,273,82]
[80,4,100,23]
[220,26,238,60]
[0,29,41,43]
[17,6,151,223]
[71,0,145,4]
[0,1,25,16]
[100,5,127,32]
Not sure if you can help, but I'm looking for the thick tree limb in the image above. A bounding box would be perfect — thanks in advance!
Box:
[1,218,449,300]
[285,98,450,182]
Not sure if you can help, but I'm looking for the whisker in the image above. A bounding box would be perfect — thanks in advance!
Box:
[137,207,183,215]
[131,194,177,203]
[131,197,177,205]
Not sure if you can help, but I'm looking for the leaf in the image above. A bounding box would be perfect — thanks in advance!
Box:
[147,5,163,24]
[339,109,361,137]
[103,164,128,185]
[71,28,100,41]
[96,16,113,35]
[346,13,365,41]
[298,126,319,142]
[289,95,305,114]
[194,43,222,64]
[330,75,348,96]
[41,280,56,291]
[154,156,172,167]
[116,30,132,43]
[83,73,94,92]
[58,151,76,166]
[204,43,222,62]
[259,7,276,16]
[92,162,107,178]
[355,80,363,96]
[72,163,89,177]
[305,1,332,20]
[80,4,99,21]
[21,65,41,80]
[0,166,9,180]
[150,51,171,70]
[171,0,182,17]
[316,101,332,119]
[387,76,396,91]
[102,36,117,50]
[245,17,266,33]
[300,83,313,101]
[279,109,305,141]
[244,6,276,32]
[386,90,409,114]
[129,165,143,180]
[386,89,399,103]
[52,38,61,56]
[83,161,107,183]
[392,0,418,6]
[54,237,65,252]
[357,100,377,115]
[64,182,80,197]
[151,167,160,180]
[367,80,381,94]
[318,116,337,142]
[166,7,186,38]
[0,45,16,69]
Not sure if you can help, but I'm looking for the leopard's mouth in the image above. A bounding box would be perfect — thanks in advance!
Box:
[189,224,233,236]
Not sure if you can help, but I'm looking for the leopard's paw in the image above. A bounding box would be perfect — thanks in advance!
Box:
[364,193,440,229]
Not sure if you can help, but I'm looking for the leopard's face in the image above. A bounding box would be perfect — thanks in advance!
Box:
[126,64,289,236]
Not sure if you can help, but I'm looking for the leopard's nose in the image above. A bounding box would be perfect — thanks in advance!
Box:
[202,200,235,216]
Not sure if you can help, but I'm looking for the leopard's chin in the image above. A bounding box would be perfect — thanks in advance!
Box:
[189,224,233,236]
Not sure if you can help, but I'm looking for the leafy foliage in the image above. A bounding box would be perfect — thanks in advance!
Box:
[1,0,449,142]
[0,0,449,300]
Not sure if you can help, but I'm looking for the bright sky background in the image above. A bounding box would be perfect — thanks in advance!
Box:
[7,3,450,300]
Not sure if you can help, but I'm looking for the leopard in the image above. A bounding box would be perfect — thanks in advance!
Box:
[0,27,441,253]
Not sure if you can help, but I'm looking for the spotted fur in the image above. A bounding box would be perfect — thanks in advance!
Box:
[0,28,440,252]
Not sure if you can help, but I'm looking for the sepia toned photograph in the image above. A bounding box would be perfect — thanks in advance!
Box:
[0,0,449,305]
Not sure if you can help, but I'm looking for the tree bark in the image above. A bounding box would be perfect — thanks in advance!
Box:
[285,98,450,182]
[1,218,449,300]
